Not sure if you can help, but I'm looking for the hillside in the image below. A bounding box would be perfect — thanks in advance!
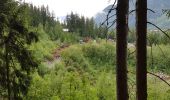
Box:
[94,0,170,29]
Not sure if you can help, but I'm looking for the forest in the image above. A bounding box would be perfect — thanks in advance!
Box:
[0,0,170,100]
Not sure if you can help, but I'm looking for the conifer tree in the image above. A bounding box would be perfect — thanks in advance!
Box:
[136,0,147,99]
[0,0,38,99]
[116,0,129,99]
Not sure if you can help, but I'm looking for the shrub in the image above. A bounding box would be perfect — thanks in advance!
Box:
[82,42,116,68]
[148,45,170,74]
[61,46,90,72]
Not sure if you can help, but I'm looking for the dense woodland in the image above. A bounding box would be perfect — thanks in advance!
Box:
[0,0,170,100]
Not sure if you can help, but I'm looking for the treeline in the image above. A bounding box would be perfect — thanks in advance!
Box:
[23,3,64,40]
[22,4,112,40]
[64,12,114,39]
[127,30,170,45]
[65,12,95,37]
[17,2,170,44]
[26,4,55,28]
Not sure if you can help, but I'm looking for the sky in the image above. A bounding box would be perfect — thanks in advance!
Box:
[23,0,114,18]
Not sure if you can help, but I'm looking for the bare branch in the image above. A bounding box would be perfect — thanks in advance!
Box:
[147,8,155,13]
[147,22,170,40]
[110,0,117,11]
[107,19,117,29]
[101,14,116,26]
[129,9,136,15]
[147,71,170,87]
[128,50,136,58]
[100,0,117,27]
[129,8,155,15]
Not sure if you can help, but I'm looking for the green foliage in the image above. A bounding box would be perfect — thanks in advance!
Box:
[29,38,56,62]
[38,63,51,77]
[147,76,170,100]
[60,41,116,70]
[0,0,38,99]
[127,30,136,43]
[1,1,170,99]
[59,32,80,44]
[61,46,90,72]
[26,4,55,29]
[25,64,116,100]
[82,42,116,68]
[147,45,170,74]
[25,42,118,99]
[147,31,170,45]
[25,41,170,99]
[65,12,99,38]
[148,32,163,45]
[160,32,170,45]
[96,71,116,100]
[22,3,67,41]
[107,30,116,40]
[28,24,56,61]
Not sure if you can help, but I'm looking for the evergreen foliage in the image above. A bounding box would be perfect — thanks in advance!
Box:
[65,12,108,38]
[0,0,38,99]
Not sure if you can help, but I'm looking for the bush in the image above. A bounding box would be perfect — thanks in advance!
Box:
[38,63,51,77]
[61,46,90,72]
[147,75,170,100]
[148,45,170,74]
[82,42,116,68]
[59,32,80,44]
[29,26,57,62]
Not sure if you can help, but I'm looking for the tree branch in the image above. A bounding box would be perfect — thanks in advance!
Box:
[147,22,170,40]
[107,19,117,29]
[147,71,170,87]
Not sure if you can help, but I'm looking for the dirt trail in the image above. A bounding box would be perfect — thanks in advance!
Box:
[46,44,70,67]
[52,44,69,60]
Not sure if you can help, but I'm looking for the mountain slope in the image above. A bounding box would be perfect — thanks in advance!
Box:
[94,0,170,29]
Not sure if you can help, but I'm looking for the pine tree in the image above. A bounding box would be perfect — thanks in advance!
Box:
[136,0,147,100]
[0,0,38,99]
[116,0,129,100]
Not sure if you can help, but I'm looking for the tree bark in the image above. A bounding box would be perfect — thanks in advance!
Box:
[136,0,147,100]
[116,0,129,100]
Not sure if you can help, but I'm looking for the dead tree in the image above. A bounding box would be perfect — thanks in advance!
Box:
[116,0,129,100]
[136,0,147,99]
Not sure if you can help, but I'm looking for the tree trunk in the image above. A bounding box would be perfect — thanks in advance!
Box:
[136,0,147,100]
[116,0,129,100]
